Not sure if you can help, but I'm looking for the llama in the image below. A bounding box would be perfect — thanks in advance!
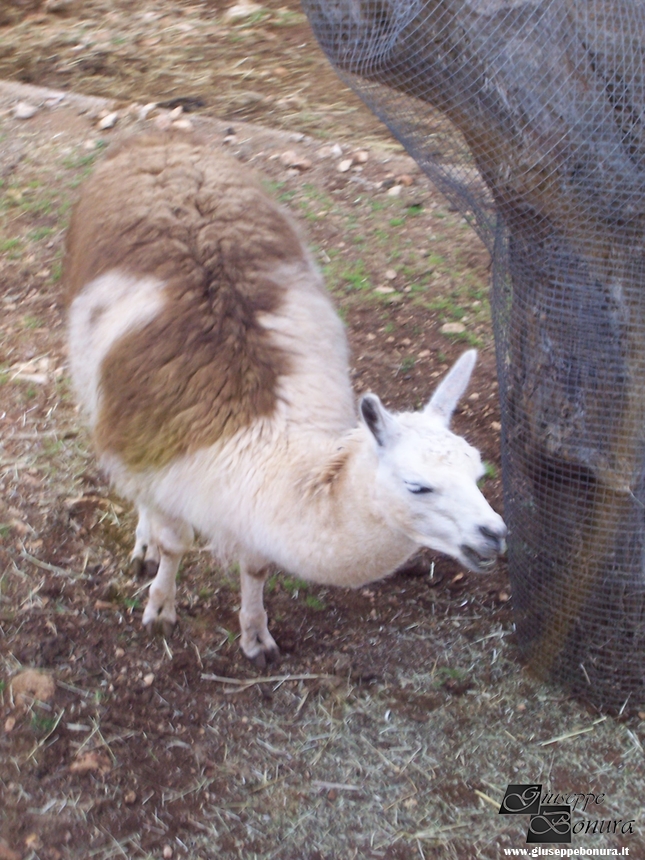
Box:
[65,134,506,666]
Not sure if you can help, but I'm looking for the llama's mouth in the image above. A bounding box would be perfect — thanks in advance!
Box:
[461,544,499,573]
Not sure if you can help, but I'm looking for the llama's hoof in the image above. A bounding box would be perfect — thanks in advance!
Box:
[145,617,177,639]
[130,556,160,579]
[245,643,280,669]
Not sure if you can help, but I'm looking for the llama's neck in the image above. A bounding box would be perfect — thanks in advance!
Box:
[256,425,418,586]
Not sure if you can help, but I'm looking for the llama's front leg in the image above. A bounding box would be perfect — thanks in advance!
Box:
[130,506,161,579]
[239,563,279,668]
[142,550,181,638]
[139,514,193,637]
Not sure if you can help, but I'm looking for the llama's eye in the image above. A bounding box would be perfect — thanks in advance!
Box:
[406,483,434,495]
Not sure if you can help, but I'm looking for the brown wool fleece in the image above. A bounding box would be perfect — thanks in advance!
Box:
[64,134,299,469]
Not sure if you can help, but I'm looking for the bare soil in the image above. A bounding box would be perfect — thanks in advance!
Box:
[0,2,644,859]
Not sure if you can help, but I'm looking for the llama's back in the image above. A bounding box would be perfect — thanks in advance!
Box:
[66,134,354,481]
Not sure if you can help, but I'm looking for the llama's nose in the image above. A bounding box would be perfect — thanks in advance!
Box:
[479,523,507,553]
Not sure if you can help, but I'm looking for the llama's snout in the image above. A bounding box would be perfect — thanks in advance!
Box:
[461,518,507,572]
[479,522,507,554]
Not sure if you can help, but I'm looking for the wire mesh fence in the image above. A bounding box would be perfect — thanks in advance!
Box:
[300,0,645,710]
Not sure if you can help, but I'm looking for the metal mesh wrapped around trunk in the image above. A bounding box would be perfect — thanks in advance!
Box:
[300,0,645,710]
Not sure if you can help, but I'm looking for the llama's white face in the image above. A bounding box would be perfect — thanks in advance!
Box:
[360,350,507,572]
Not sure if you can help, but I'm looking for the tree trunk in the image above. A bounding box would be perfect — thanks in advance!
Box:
[302,0,645,707]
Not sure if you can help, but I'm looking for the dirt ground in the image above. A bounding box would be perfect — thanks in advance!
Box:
[0,1,644,859]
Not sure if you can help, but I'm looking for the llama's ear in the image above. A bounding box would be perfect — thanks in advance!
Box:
[425,349,477,425]
[360,393,398,448]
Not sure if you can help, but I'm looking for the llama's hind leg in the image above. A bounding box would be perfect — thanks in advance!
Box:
[239,561,279,668]
[130,506,161,579]
[140,512,193,637]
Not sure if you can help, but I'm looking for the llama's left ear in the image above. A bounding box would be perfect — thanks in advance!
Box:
[425,349,477,425]
[360,393,399,448]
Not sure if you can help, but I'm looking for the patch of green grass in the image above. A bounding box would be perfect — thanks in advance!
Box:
[30,713,58,737]
[277,188,297,204]
[237,9,271,27]
[426,295,466,321]
[272,8,306,26]
[340,260,372,292]
[27,226,54,242]
[0,524,11,539]
[63,150,100,171]
[282,575,309,596]
[304,593,326,611]
[50,259,63,283]
[451,329,483,348]
[479,461,498,488]
[399,356,416,373]
[434,666,468,688]
[123,596,141,611]
[0,237,23,256]
[22,315,43,329]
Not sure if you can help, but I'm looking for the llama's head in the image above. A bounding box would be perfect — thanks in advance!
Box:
[360,350,506,572]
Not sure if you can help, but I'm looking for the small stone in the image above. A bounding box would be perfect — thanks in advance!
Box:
[70,750,112,774]
[4,716,16,733]
[13,102,38,120]
[418,349,431,358]
[223,2,262,22]
[168,106,183,120]
[11,669,55,706]
[396,173,414,186]
[337,158,353,173]
[98,111,118,130]
[468,392,480,400]
[279,150,311,170]
[44,0,75,11]
[331,143,343,157]
[124,789,137,804]
[163,847,173,860]
[374,286,395,295]
[384,269,397,280]
[440,322,466,334]
[491,421,502,431]
[172,118,194,132]
[387,185,403,197]
[139,102,157,121]
[143,673,155,687]
[354,149,369,163]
